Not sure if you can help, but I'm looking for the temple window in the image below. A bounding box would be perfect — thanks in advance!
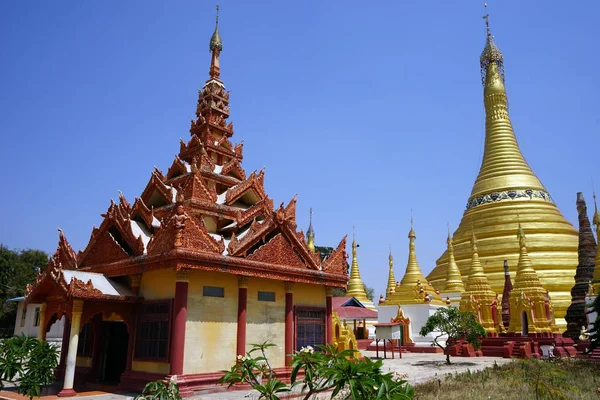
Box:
[20,307,27,327]
[203,286,225,298]
[134,301,173,361]
[33,307,40,327]
[295,308,325,351]
[77,322,94,357]
[258,291,275,302]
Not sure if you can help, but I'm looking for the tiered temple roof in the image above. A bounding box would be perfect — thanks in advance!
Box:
[25,12,349,305]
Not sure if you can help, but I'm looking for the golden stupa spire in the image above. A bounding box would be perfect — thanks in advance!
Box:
[386,245,396,298]
[209,4,223,79]
[401,217,428,285]
[346,227,369,302]
[444,225,465,293]
[306,208,315,253]
[428,3,578,330]
[464,229,493,293]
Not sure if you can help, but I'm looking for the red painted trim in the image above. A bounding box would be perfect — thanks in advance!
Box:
[170,281,188,375]
[326,296,333,345]
[57,388,77,397]
[285,292,293,365]
[236,287,247,357]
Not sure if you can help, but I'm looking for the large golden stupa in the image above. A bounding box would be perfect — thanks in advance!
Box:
[427,10,578,328]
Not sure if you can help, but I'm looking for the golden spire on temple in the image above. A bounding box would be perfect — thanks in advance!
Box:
[508,224,552,333]
[459,230,497,333]
[428,3,578,329]
[444,225,465,293]
[592,191,600,290]
[209,4,223,79]
[386,246,396,298]
[401,218,427,285]
[306,208,315,253]
[346,227,370,303]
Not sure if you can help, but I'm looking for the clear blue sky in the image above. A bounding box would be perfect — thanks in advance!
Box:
[1,1,598,300]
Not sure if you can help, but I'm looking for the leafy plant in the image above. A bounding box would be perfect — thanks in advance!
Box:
[134,378,182,400]
[0,334,59,400]
[218,341,414,400]
[419,306,486,365]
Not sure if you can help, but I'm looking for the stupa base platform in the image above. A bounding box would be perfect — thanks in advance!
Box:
[446,334,576,359]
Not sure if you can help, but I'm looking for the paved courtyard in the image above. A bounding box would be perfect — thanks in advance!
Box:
[1,352,512,400]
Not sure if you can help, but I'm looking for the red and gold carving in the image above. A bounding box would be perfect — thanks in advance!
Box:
[322,236,349,275]
[247,233,305,268]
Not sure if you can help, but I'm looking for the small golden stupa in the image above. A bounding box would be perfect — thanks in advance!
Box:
[459,231,497,334]
[443,228,465,293]
[385,247,396,299]
[306,208,316,253]
[383,223,443,306]
[346,230,376,310]
[507,224,553,334]
[428,7,578,328]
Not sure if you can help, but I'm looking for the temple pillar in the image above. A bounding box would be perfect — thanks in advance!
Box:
[37,302,47,341]
[326,288,333,345]
[58,300,84,397]
[56,317,71,380]
[285,282,294,366]
[170,270,189,376]
[237,276,248,357]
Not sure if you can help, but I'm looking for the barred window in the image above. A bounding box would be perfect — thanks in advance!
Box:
[20,307,27,328]
[134,301,172,361]
[258,291,276,302]
[296,308,325,351]
[77,322,93,357]
[33,307,41,327]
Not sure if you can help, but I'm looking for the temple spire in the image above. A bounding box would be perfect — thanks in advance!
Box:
[306,208,315,253]
[444,226,465,293]
[465,230,492,291]
[386,246,396,298]
[346,227,369,302]
[400,221,427,285]
[209,4,223,79]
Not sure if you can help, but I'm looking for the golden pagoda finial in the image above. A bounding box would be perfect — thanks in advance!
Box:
[400,222,427,285]
[517,223,527,249]
[480,3,504,85]
[306,207,315,253]
[444,224,465,293]
[409,210,416,238]
[593,187,600,228]
[386,245,396,298]
[471,226,478,253]
[347,227,368,301]
[209,4,223,79]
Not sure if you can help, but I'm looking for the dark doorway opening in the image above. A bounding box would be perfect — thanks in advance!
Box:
[98,321,128,384]
[521,311,529,337]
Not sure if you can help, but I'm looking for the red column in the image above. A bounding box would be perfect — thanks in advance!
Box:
[326,287,333,345]
[237,276,248,357]
[285,282,294,366]
[170,270,189,376]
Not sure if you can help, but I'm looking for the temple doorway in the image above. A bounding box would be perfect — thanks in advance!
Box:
[521,311,529,337]
[98,321,128,384]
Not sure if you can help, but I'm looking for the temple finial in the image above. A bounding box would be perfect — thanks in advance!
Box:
[306,207,315,253]
[483,3,491,39]
[593,186,600,227]
[209,4,223,78]
[480,2,504,85]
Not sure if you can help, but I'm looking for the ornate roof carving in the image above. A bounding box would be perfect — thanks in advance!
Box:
[55,228,78,270]
[322,236,349,275]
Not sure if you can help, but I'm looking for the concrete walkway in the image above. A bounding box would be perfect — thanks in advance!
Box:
[1,352,512,400]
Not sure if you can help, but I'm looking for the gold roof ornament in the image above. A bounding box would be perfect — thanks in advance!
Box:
[386,246,396,298]
[306,208,315,253]
[209,4,223,52]
[444,225,465,293]
[428,4,578,329]
[346,227,370,303]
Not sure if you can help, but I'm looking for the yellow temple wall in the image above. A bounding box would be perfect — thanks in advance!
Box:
[294,283,326,307]
[246,278,285,367]
[139,269,175,300]
[132,361,170,375]
[183,270,238,374]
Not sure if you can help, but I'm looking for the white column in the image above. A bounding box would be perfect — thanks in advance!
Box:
[37,303,47,341]
[58,300,83,397]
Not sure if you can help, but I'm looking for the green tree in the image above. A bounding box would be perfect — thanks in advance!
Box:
[0,245,48,333]
[330,284,375,301]
[0,334,59,400]
[219,342,414,400]
[419,306,486,365]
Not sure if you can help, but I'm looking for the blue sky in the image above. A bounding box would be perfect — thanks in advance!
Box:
[1,1,598,300]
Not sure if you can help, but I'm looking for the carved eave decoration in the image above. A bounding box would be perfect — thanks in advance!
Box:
[55,228,78,270]
[147,204,225,256]
[221,157,246,180]
[179,173,218,203]
[131,198,158,230]
[140,171,175,206]
[322,235,349,275]
[225,170,266,206]
[237,197,275,227]
[166,156,190,180]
